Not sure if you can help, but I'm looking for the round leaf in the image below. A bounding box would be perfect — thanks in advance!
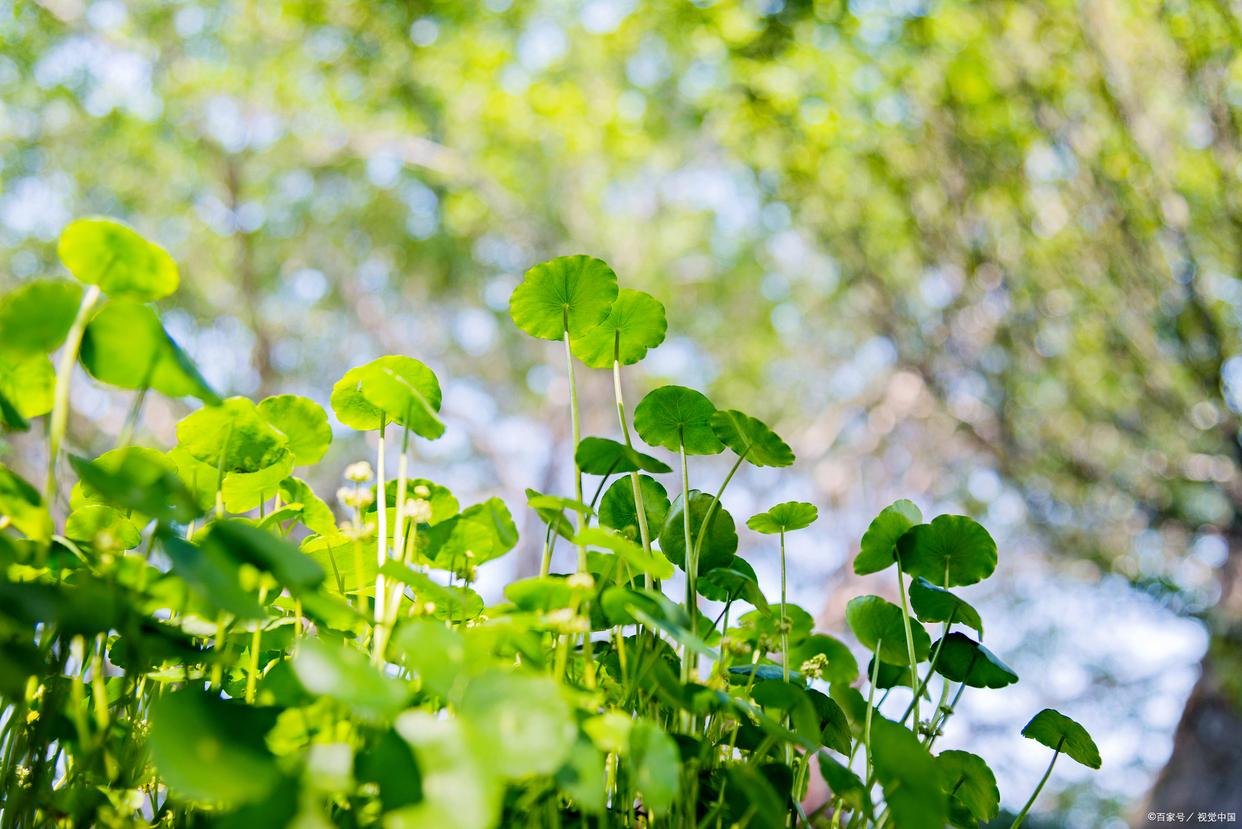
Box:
[698,558,768,610]
[461,671,577,778]
[658,490,738,573]
[570,288,667,367]
[746,501,818,534]
[709,409,794,467]
[870,718,948,829]
[258,394,332,465]
[936,750,1000,824]
[933,633,1018,689]
[1020,708,1101,769]
[0,355,54,420]
[896,514,998,587]
[81,301,219,402]
[0,279,83,356]
[789,633,859,685]
[599,475,670,543]
[64,505,142,550]
[633,385,723,455]
[175,397,289,473]
[908,576,984,637]
[575,436,671,475]
[845,595,931,666]
[58,217,178,301]
[854,499,922,576]
[331,355,443,437]
[509,254,619,341]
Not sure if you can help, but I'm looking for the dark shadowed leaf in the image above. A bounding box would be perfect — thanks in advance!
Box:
[936,749,1000,825]
[818,753,870,815]
[897,514,998,587]
[933,633,1018,689]
[570,287,666,367]
[870,717,948,829]
[1021,708,1101,769]
[509,254,619,340]
[633,385,724,455]
[854,499,921,576]
[659,491,738,573]
[909,576,984,636]
[630,720,680,811]
[204,519,325,591]
[599,474,669,543]
[698,557,768,610]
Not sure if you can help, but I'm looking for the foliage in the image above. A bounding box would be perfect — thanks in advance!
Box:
[0,221,1099,828]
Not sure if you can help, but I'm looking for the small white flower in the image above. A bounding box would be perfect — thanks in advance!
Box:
[344,461,374,483]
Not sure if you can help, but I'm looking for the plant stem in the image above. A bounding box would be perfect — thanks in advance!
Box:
[563,324,588,573]
[679,436,695,683]
[612,355,654,585]
[373,417,387,660]
[894,558,922,731]
[46,284,101,504]
[1009,741,1063,829]
[780,529,789,683]
[244,585,268,703]
[863,641,881,783]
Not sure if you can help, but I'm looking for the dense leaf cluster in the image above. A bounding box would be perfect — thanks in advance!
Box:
[0,220,1099,828]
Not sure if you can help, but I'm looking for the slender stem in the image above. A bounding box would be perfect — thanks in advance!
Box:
[679,436,695,682]
[690,451,747,567]
[900,610,956,725]
[564,325,587,572]
[115,385,149,449]
[244,585,269,703]
[780,530,789,683]
[612,356,654,587]
[46,284,101,503]
[895,558,921,727]
[863,641,881,783]
[1009,742,1063,829]
[373,417,387,659]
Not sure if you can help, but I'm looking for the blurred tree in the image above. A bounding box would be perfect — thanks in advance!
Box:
[2,0,1242,816]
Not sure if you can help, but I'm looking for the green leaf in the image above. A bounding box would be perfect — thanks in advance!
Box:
[148,688,280,805]
[64,505,142,550]
[751,680,822,745]
[697,557,769,611]
[509,254,619,341]
[525,487,576,541]
[933,633,1018,689]
[81,301,219,402]
[461,670,577,778]
[569,287,666,367]
[747,501,818,534]
[70,448,201,524]
[818,753,870,815]
[1020,708,1101,769]
[658,491,738,573]
[789,634,859,685]
[204,519,325,591]
[392,618,466,698]
[176,397,290,473]
[257,394,331,465]
[0,464,52,540]
[390,711,501,829]
[735,603,815,648]
[629,720,680,811]
[0,355,54,421]
[845,595,930,666]
[854,499,922,576]
[908,577,984,636]
[58,217,179,301]
[279,476,338,536]
[160,531,264,619]
[807,689,853,755]
[331,355,444,437]
[709,409,795,467]
[599,474,670,543]
[355,728,422,812]
[936,750,1000,824]
[633,385,724,455]
[870,717,948,829]
[504,575,580,612]
[556,739,607,814]
[575,436,672,475]
[575,526,675,580]
[221,451,294,513]
[425,497,518,567]
[370,478,460,527]
[896,514,998,587]
[292,637,407,720]
[0,279,82,356]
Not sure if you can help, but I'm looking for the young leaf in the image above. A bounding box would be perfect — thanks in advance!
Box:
[58,217,179,301]
[575,436,671,475]
[709,409,795,467]
[936,749,1000,825]
[908,576,984,636]
[896,514,998,587]
[574,526,675,580]
[0,355,54,421]
[599,474,670,541]
[844,595,931,666]
[175,397,290,473]
[854,499,921,576]
[508,254,619,341]
[746,501,818,534]
[633,385,724,455]
[698,557,769,611]
[658,491,738,573]
[331,355,444,437]
[932,633,1018,689]
[257,394,331,465]
[570,287,666,367]
[0,279,83,356]
[148,689,280,805]
[1020,709,1102,769]
[81,301,219,402]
